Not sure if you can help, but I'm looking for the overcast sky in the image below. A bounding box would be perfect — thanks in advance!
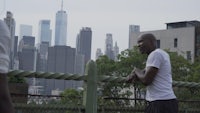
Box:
[0,0,200,59]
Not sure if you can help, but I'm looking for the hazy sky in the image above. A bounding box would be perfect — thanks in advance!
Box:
[0,0,200,59]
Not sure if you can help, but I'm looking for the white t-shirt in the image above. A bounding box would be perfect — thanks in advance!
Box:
[0,20,11,73]
[145,49,176,101]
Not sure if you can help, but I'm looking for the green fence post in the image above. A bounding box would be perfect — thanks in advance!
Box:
[84,60,97,113]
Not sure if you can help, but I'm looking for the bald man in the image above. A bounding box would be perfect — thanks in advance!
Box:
[127,33,178,113]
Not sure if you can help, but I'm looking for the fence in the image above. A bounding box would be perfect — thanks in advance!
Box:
[8,60,200,113]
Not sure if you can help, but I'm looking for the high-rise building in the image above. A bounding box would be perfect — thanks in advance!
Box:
[18,36,37,71]
[76,27,92,65]
[54,0,67,46]
[36,42,49,72]
[38,20,52,45]
[74,27,92,89]
[105,33,114,60]
[37,20,52,72]
[129,25,140,49]
[46,45,77,95]
[4,11,16,69]
[129,20,200,62]
[95,48,103,60]
[113,41,119,61]
[19,24,32,41]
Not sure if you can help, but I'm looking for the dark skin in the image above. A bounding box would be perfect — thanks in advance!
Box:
[0,73,15,113]
[126,34,158,86]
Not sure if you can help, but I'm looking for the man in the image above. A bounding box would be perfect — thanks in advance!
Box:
[127,33,178,113]
[0,20,15,113]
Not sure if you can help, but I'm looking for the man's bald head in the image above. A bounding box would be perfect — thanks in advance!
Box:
[137,33,157,54]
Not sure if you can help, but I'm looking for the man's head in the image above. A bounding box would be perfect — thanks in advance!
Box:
[137,33,157,54]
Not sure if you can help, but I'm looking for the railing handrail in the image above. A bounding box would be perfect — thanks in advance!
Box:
[8,70,200,88]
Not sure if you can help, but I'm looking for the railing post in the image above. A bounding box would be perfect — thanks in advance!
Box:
[83,60,97,113]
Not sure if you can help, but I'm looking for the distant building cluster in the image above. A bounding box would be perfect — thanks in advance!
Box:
[4,1,200,96]
[95,33,119,61]
[3,1,93,95]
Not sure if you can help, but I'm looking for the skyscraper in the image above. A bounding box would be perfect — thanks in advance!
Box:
[113,41,119,61]
[38,20,52,45]
[19,24,32,40]
[129,25,140,49]
[105,33,114,60]
[95,48,103,60]
[4,11,16,69]
[18,36,36,71]
[37,20,52,72]
[76,27,92,65]
[54,0,67,46]
[46,45,76,95]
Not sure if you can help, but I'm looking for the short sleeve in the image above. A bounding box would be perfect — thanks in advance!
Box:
[0,20,11,73]
[146,51,163,69]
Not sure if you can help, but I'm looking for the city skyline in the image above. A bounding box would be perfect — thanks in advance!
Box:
[0,0,200,59]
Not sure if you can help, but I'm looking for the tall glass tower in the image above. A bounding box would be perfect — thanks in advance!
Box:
[54,0,67,46]
[38,20,52,45]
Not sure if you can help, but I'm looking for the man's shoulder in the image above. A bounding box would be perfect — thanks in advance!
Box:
[154,49,168,55]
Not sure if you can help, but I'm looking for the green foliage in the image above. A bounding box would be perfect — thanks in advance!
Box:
[116,47,146,77]
[96,47,200,105]
[167,51,192,81]
[8,75,26,83]
[96,55,116,75]
[60,88,82,105]
[187,56,200,82]
[96,47,146,106]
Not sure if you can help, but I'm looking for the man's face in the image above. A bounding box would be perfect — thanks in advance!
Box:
[137,36,149,54]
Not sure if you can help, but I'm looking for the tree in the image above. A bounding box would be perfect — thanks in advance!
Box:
[96,47,146,106]
[167,51,193,81]
[97,47,200,105]
[60,89,82,105]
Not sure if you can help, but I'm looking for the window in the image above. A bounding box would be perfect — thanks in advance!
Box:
[186,51,191,61]
[174,38,178,48]
[156,40,160,48]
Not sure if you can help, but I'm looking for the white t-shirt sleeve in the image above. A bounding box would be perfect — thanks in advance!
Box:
[0,20,11,73]
[146,51,162,69]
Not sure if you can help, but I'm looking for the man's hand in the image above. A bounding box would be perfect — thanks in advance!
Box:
[126,68,138,83]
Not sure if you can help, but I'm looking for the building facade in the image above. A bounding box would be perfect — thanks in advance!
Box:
[46,46,78,95]
[113,42,119,61]
[105,33,115,60]
[38,20,52,45]
[18,36,36,71]
[129,25,140,49]
[19,24,32,41]
[129,21,200,62]
[76,27,92,65]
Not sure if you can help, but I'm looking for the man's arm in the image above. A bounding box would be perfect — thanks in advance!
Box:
[0,20,15,113]
[0,73,15,113]
[134,66,158,86]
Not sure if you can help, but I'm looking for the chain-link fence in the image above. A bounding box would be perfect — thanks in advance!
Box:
[8,62,200,113]
[12,93,85,113]
[11,82,200,113]
[95,82,200,113]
